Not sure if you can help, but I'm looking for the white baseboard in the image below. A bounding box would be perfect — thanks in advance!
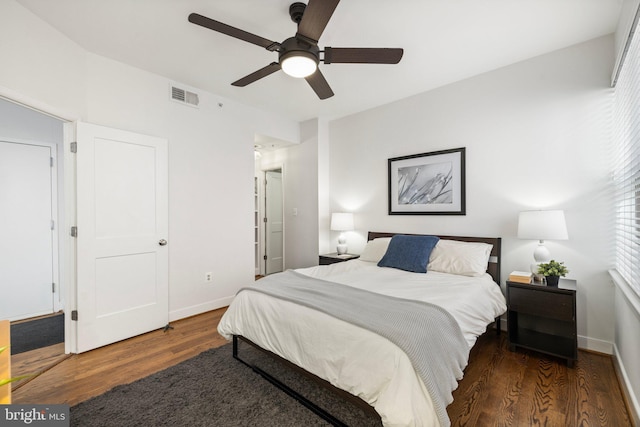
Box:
[577,335,613,355]
[169,296,233,322]
[498,316,614,355]
[613,343,640,427]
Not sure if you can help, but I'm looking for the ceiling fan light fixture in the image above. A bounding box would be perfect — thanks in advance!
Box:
[188,1,403,99]
[281,51,318,78]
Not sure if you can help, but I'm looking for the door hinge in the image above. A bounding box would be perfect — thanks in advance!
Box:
[70,226,78,237]
[50,157,54,167]
[263,217,267,223]
[263,255,267,260]
[71,310,78,321]
[51,220,55,230]
[70,142,77,153]
[52,283,55,293]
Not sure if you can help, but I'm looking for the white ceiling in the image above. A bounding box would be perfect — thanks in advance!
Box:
[17,0,622,122]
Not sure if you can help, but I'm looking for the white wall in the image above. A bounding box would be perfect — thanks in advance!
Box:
[0,1,86,118]
[0,1,299,322]
[317,118,332,255]
[329,36,616,352]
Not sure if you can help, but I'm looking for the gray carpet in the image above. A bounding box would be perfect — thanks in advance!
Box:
[70,340,383,427]
[11,313,64,354]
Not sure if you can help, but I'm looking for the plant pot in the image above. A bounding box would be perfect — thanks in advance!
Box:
[545,275,560,287]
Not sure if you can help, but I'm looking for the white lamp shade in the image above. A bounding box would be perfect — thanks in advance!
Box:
[330,212,354,231]
[517,210,568,241]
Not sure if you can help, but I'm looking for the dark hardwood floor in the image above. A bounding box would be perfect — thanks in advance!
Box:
[12,308,228,406]
[450,332,632,426]
[12,309,632,426]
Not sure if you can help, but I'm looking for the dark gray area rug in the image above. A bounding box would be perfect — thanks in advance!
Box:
[11,313,64,354]
[71,341,383,427]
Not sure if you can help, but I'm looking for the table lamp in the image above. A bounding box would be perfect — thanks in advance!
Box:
[330,213,354,255]
[517,210,568,277]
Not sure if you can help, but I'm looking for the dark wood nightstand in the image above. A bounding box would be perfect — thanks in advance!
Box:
[319,253,360,265]
[506,278,577,367]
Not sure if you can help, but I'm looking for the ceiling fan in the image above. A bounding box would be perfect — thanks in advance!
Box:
[188,0,403,100]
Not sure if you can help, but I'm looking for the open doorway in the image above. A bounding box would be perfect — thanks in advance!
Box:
[255,167,285,276]
[264,169,284,275]
[0,140,59,321]
[254,134,293,277]
[0,97,69,390]
[0,99,65,321]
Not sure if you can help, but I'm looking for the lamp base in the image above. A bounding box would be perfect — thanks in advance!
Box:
[337,233,347,255]
[531,240,551,282]
[533,241,551,263]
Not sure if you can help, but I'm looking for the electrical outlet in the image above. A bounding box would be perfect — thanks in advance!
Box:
[205,272,213,282]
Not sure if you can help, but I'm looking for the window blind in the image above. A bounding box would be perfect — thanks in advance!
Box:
[613,15,640,296]
[612,0,640,85]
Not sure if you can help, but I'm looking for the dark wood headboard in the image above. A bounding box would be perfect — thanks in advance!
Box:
[367,231,502,285]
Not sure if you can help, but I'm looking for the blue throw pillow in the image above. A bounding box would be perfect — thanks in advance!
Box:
[377,234,440,273]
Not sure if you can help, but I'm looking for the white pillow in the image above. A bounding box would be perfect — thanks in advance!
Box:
[359,237,392,262]
[427,239,493,277]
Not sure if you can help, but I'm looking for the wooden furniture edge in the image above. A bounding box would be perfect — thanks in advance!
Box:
[0,319,11,404]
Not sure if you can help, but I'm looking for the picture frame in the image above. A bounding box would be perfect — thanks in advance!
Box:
[388,147,466,215]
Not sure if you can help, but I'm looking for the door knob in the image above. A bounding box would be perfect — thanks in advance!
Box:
[158,239,168,246]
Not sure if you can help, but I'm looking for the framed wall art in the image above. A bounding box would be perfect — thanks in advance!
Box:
[388,147,466,215]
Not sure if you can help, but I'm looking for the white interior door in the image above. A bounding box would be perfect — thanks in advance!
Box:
[75,122,168,353]
[0,141,54,321]
[265,170,283,275]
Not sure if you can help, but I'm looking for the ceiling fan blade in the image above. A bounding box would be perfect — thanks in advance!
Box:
[232,62,281,87]
[188,13,279,51]
[305,69,334,100]
[296,0,340,44]
[324,47,404,64]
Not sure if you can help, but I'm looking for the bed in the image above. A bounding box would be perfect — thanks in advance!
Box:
[217,232,507,427]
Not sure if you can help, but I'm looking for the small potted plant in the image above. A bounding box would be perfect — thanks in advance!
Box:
[537,260,568,287]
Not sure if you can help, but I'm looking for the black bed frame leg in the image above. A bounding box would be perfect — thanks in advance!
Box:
[232,335,240,360]
[231,335,348,427]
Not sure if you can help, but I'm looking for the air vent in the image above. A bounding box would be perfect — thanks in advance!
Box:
[170,84,200,108]
[171,86,186,102]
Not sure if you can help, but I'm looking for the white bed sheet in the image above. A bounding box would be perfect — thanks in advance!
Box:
[296,260,507,348]
[217,260,507,427]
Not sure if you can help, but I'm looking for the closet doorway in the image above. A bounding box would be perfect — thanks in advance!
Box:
[0,99,64,322]
[263,169,283,275]
[0,140,58,321]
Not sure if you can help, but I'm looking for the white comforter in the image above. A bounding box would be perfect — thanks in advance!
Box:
[217,260,507,427]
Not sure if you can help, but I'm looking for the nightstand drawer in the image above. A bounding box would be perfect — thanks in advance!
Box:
[508,287,574,321]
